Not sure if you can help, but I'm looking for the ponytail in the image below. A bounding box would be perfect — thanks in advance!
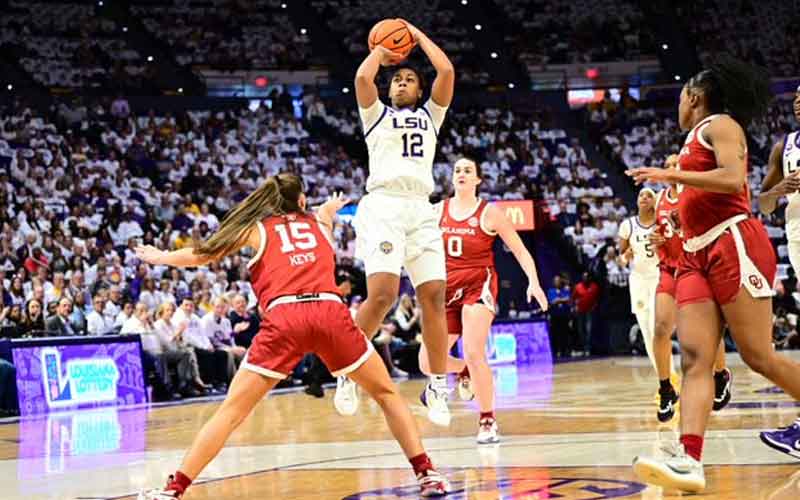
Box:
[688,55,771,128]
[194,173,304,259]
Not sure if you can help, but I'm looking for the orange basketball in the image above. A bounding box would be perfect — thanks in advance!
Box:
[368,18,416,58]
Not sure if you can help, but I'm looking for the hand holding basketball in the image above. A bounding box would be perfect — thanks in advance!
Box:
[368,18,417,60]
[373,45,404,67]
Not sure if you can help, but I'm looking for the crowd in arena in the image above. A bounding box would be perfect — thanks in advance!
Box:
[0,1,155,91]
[132,0,310,70]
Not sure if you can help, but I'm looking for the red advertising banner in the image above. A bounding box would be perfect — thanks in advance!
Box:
[494,200,535,231]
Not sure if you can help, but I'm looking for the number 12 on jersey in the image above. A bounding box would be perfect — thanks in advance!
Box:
[401,133,423,158]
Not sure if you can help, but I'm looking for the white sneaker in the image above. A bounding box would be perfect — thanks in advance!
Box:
[137,488,180,499]
[334,376,359,416]
[417,468,451,497]
[633,442,706,493]
[422,384,451,427]
[477,418,500,444]
[457,374,475,401]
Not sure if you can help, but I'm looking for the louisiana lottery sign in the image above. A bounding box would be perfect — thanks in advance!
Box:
[12,339,147,416]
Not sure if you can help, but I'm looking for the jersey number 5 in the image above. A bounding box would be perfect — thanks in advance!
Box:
[401,133,424,158]
[447,236,463,257]
[274,222,318,253]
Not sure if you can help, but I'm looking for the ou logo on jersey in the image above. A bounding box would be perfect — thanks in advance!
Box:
[749,275,764,289]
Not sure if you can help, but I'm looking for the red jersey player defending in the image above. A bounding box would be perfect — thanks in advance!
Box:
[628,58,800,493]
[648,155,731,423]
[418,157,548,444]
[135,173,450,498]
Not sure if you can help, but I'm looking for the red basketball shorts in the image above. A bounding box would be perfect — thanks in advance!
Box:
[656,265,677,298]
[445,266,498,335]
[676,218,776,308]
[243,299,373,379]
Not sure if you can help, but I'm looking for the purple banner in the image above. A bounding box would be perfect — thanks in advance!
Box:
[12,339,147,416]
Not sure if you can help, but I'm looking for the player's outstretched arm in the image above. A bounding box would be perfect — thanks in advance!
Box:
[355,46,400,109]
[628,117,747,193]
[485,204,548,311]
[400,20,454,107]
[315,192,351,241]
[759,138,799,215]
[135,226,259,268]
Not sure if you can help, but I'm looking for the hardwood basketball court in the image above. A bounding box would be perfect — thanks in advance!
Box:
[2,353,799,499]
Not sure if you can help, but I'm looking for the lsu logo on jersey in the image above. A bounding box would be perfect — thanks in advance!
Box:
[391,116,429,131]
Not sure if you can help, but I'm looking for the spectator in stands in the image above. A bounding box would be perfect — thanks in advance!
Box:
[573,272,600,356]
[200,296,245,367]
[69,292,88,334]
[114,300,135,330]
[0,359,18,417]
[228,293,259,348]
[19,299,45,337]
[104,285,123,319]
[393,294,421,342]
[45,297,76,336]
[0,305,23,338]
[173,295,231,392]
[152,301,209,396]
[138,277,158,311]
[547,275,573,359]
[86,294,114,335]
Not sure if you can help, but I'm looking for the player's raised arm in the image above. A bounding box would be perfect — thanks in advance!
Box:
[400,20,454,107]
[355,46,401,109]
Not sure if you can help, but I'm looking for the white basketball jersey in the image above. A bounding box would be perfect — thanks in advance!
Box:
[783,131,800,241]
[359,98,447,197]
[618,216,659,278]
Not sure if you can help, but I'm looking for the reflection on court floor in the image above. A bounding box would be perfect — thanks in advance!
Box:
[1,353,799,499]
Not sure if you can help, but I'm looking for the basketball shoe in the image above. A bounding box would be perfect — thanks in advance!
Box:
[334,376,359,416]
[417,468,451,497]
[476,417,500,445]
[760,417,800,459]
[419,384,451,427]
[712,368,732,411]
[633,442,705,493]
[137,475,183,499]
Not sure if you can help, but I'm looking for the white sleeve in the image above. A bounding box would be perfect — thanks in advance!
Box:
[358,99,386,134]
[423,98,448,131]
[618,218,632,240]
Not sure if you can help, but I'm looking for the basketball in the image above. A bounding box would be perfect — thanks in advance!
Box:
[368,18,416,58]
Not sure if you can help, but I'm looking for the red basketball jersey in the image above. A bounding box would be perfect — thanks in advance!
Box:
[439,198,496,270]
[249,212,340,308]
[677,114,751,239]
[655,187,683,269]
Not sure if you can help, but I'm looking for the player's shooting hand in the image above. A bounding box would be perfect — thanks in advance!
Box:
[373,45,404,66]
[135,245,165,265]
[397,18,422,42]
[527,281,549,312]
